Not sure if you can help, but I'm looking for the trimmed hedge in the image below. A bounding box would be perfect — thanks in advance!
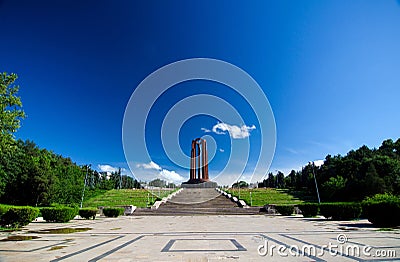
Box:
[41,207,78,222]
[103,207,124,217]
[0,206,39,228]
[363,194,400,227]
[79,208,97,220]
[0,204,12,217]
[298,203,319,217]
[319,202,362,220]
[275,205,294,216]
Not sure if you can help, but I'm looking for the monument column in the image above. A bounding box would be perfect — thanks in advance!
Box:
[204,139,208,180]
[186,138,210,183]
[190,140,195,180]
[197,143,201,179]
[182,138,216,187]
[201,140,206,180]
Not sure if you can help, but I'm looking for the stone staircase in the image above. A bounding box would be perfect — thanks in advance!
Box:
[134,188,261,216]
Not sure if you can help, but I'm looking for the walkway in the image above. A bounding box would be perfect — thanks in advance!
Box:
[0,216,398,261]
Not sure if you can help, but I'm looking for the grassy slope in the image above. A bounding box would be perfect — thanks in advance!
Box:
[83,189,177,208]
[226,188,316,206]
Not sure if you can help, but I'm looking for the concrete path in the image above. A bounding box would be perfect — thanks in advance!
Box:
[0,215,399,261]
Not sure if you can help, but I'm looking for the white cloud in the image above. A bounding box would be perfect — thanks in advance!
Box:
[98,164,132,176]
[311,160,324,167]
[201,127,211,133]
[211,123,256,139]
[98,164,119,173]
[136,161,184,183]
[136,161,161,171]
[160,169,185,182]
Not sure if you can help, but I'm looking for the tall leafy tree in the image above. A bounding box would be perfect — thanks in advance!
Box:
[267,172,275,188]
[378,139,395,157]
[276,171,285,188]
[0,72,25,141]
[0,72,25,197]
[321,176,347,201]
[360,162,386,197]
[285,170,297,188]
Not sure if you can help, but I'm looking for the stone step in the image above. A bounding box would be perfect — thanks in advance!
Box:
[163,188,221,204]
[133,187,262,216]
[133,207,261,216]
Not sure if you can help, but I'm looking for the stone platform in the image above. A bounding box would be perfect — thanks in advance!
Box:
[181,181,218,188]
[1,215,398,261]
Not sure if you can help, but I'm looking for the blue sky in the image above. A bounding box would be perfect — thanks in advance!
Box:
[1,1,400,185]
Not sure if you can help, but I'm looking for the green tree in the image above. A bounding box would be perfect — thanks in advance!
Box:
[360,162,386,198]
[0,72,25,140]
[321,176,347,201]
[232,181,248,188]
[285,170,297,188]
[0,72,25,197]
[267,172,275,188]
[378,139,396,158]
[276,171,285,188]
[149,178,166,188]
[394,138,400,157]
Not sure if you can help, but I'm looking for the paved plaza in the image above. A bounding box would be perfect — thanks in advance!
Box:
[0,215,399,261]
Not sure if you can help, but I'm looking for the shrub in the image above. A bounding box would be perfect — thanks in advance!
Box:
[103,207,124,217]
[275,205,294,216]
[363,194,400,227]
[0,206,39,228]
[319,202,361,220]
[79,208,97,220]
[41,206,78,222]
[297,203,319,217]
[319,203,335,219]
[364,193,397,202]
[0,204,12,217]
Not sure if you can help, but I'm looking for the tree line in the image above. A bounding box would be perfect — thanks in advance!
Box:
[258,138,400,201]
[0,138,142,206]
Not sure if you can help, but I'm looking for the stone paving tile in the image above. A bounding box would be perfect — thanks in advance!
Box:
[0,215,399,261]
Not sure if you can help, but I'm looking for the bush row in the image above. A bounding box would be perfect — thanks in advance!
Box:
[0,205,39,228]
[41,206,78,222]
[0,204,124,228]
[41,207,101,222]
[363,194,400,227]
[320,203,362,220]
[294,195,400,227]
[294,202,362,220]
[79,208,98,220]
[103,207,124,217]
[274,205,295,216]
[297,203,319,217]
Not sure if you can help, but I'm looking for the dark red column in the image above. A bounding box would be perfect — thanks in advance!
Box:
[197,143,201,179]
[204,139,209,180]
[189,138,209,182]
[201,140,206,180]
[190,140,195,180]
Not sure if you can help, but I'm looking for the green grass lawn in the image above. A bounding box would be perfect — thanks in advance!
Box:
[226,188,313,206]
[83,188,178,208]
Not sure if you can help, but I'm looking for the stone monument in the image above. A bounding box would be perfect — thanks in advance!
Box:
[182,138,217,188]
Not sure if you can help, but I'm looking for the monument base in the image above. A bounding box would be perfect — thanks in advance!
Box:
[181,180,218,188]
